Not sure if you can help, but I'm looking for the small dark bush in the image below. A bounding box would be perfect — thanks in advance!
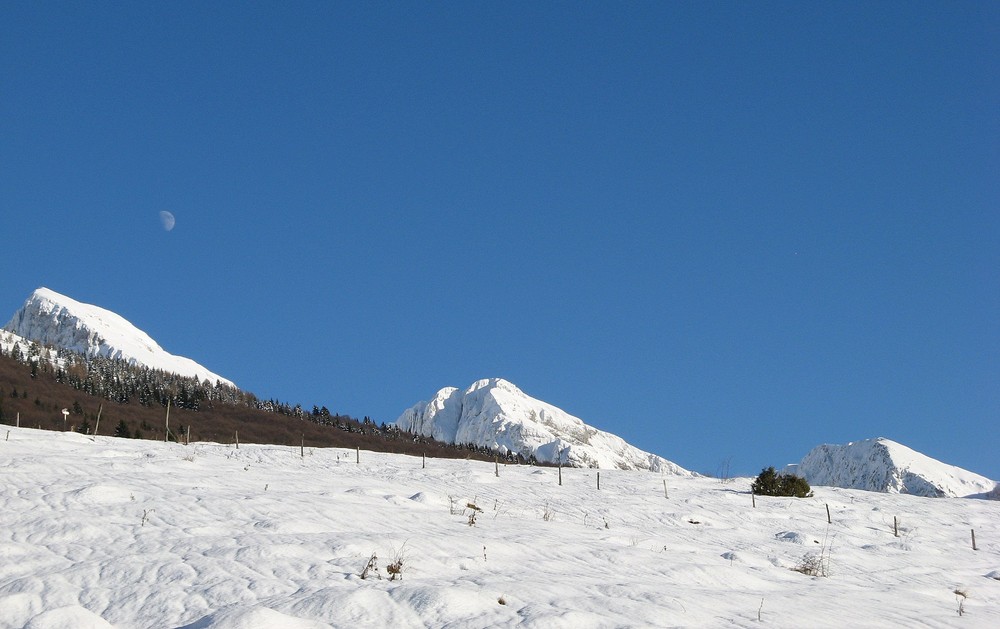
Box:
[752,467,812,498]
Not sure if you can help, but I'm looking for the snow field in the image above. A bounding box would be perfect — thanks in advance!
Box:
[0,427,998,628]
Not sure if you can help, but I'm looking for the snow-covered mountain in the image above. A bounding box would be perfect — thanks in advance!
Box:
[4,287,234,387]
[790,437,996,498]
[396,378,688,474]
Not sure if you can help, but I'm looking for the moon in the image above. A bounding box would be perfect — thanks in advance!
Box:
[159,211,176,232]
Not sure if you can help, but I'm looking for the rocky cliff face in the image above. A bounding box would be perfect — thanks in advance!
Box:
[396,378,689,474]
[5,287,233,386]
[792,437,995,498]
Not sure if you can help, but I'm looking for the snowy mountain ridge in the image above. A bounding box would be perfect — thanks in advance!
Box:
[790,437,996,498]
[4,287,233,387]
[396,378,689,474]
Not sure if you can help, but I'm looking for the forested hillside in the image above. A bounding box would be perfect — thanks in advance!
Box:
[0,339,518,463]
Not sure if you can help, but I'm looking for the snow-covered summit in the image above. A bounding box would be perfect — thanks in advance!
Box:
[4,287,234,386]
[396,378,689,474]
[792,437,995,498]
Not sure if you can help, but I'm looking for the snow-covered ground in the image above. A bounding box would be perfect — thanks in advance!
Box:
[1,427,998,628]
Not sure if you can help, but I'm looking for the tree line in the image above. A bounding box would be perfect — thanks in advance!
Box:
[0,335,530,463]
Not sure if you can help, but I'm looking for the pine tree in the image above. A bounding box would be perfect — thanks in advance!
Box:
[751,467,780,495]
[752,466,811,498]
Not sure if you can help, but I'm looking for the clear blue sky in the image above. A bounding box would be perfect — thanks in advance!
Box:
[2,2,997,479]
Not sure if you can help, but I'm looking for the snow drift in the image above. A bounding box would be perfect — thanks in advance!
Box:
[4,287,233,386]
[3,426,1000,628]
[792,437,996,498]
[396,378,688,474]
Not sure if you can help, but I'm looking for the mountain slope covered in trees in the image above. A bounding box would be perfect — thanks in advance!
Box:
[0,330,512,463]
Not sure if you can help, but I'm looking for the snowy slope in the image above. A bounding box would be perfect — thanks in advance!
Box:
[1,328,54,363]
[396,378,688,474]
[4,287,233,386]
[792,437,996,498]
[1,427,999,628]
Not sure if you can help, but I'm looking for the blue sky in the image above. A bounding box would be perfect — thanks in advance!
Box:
[2,2,997,479]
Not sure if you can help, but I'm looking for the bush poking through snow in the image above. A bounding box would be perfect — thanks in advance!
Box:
[386,545,406,581]
[360,552,381,580]
[466,501,482,526]
[793,553,827,577]
[498,595,507,605]
[954,589,968,616]
[792,525,833,577]
[386,557,403,580]
[752,467,812,498]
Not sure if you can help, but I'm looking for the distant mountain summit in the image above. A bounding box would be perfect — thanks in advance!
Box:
[5,287,233,386]
[396,378,689,474]
[791,437,995,498]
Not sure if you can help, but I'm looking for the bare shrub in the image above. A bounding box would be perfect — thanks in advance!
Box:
[791,524,833,577]
[360,552,381,580]
[792,553,827,577]
[386,558,403,580]
[386,545,406,581]
[954,589,967,616]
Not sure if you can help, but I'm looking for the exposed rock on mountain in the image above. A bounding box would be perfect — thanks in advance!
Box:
[396,378,688,473]
[5,287,233,386]
[791,437,995,498]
